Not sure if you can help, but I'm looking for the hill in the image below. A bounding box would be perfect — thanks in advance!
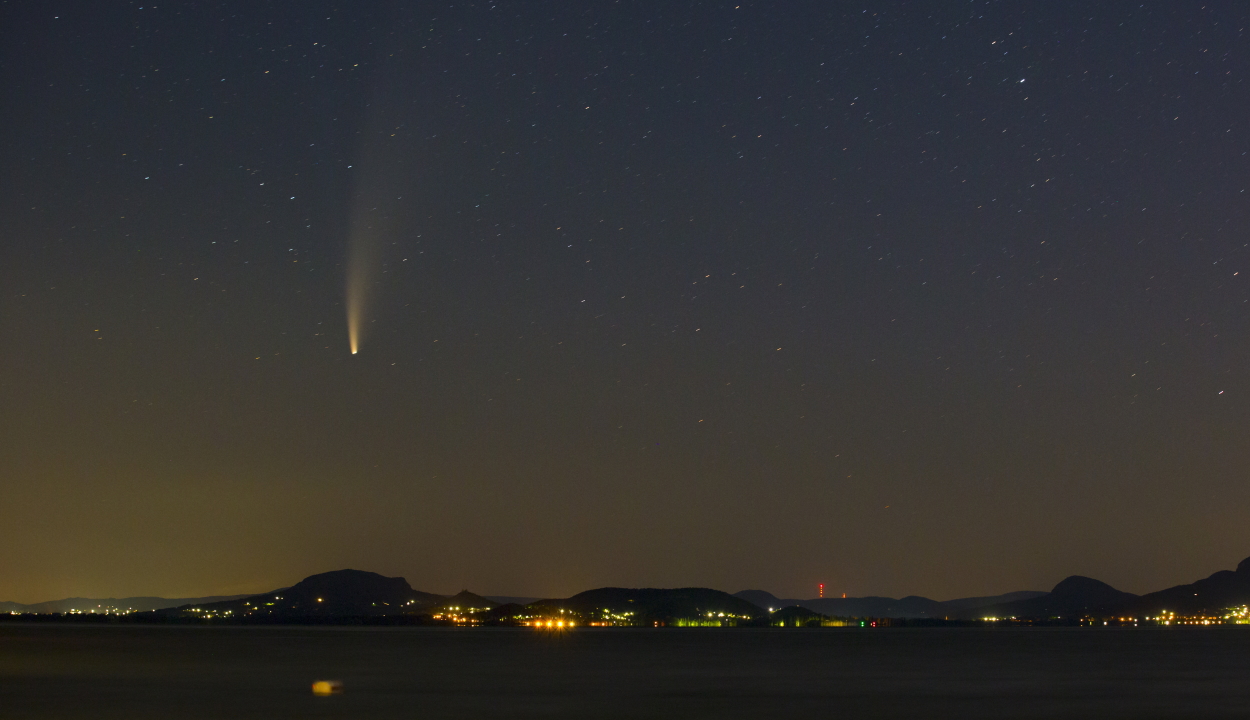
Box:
[941,591,1049,611]
[737,558,1250,621]
[733,590,784,610]
[957,558,1250,620]
[0,595,251,614]
[1124,556,1250,617]
[799,595,945,617]
[534,587,763,624]
[484,595,541,606]
[432,590,498,613]
[29,555,1250,624]
[157,569,445,619]
[732,590,1047,619]
[960,576,1138,619]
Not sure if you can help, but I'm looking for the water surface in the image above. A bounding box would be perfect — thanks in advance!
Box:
[2,624,1249,718]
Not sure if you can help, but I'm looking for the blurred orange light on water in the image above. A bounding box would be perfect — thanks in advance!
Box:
[312,680,343,696]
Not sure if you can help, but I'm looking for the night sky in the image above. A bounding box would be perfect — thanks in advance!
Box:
[3,1,1250,604]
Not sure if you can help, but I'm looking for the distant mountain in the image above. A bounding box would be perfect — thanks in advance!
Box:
[536,587,763,623]
[950,558,1250,620]
[733,590,783,610]
[960,576,1138,619]
[21,555,1250,624]
[1124,556,1250,617]
[732,590,1047,618]
[940,591,1049,611]
[738,558,1250,621]
[0,595,251,614]
[797,595,945,618]
[156,569,445,619]
[433,590,498,612]
[485,595,541,606]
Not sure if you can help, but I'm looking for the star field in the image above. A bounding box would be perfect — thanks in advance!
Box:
[2,1,1250,603]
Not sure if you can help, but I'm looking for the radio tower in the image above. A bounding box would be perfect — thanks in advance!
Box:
[818,583,824,598]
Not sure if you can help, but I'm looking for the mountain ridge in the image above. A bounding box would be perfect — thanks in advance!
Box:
[731,589,1048,619]
[12,555,1250,621]
[0,595,252,614]
[961,575,1140,619]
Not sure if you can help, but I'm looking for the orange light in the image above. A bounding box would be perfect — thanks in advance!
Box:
[311,680,342,696]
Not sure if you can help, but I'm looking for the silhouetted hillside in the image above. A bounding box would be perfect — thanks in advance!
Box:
[0,595,250,614]
[479,603,528,623]
[733,590,783,610]
[1125,556,1250,616]
[39,554,1250,625]
[963,576,1138,619]
[484,595,541,606]
[732,590,1047,618]
[535,587,762,623]
[433,590,498,612]
[158,569,444,619]
[940,591,1048,611]
[804,595,945,617]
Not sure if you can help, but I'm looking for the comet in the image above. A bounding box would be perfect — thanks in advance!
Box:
[343,111,394,357]
[344,173,393,355]
[342,33,415,355]
[345,217,373,355]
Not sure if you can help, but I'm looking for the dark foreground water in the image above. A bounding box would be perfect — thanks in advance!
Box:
[2,624,1250,719]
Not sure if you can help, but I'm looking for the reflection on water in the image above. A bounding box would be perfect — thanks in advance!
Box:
[310,679,342,696]
[2,624,1250,719]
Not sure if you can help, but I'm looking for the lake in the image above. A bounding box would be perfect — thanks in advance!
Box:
[2,624,1249,718]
